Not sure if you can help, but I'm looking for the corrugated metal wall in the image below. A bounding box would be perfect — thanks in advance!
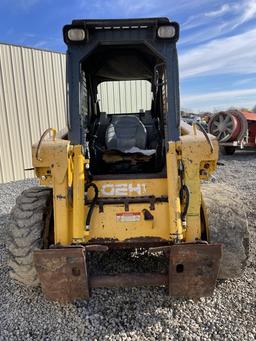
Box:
[98,80,152,114]
[0,44,151,183]
[0,43,66,183]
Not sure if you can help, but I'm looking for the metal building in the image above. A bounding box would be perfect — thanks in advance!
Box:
[0,43,67,183]
[0,43,151,183]
[98,80,152,114]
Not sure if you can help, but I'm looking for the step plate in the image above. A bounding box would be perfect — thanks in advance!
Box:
[34,248,89,302]
[169,243,222,298]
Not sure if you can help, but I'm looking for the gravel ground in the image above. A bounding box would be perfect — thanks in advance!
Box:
[0,151,255,340]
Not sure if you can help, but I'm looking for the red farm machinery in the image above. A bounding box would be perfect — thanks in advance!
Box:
[208,110,256,155]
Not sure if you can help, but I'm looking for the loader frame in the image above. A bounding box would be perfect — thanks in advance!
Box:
[31,18,222,301]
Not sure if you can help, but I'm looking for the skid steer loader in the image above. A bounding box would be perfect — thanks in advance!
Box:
[7,18,249,302]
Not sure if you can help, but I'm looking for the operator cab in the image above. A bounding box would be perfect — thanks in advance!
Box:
[63,18,180,176]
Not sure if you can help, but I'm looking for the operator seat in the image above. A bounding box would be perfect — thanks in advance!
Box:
[105,115,155,155]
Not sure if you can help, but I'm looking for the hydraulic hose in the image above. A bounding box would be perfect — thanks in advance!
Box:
[194,122,214,153]
[85,182,99,231]
[178,160,190,223]
[180,184,190,222]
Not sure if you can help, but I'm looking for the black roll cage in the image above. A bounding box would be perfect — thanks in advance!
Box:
[63,17,180,145]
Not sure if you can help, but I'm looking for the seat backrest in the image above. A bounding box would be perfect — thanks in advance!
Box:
[105,115,147,151]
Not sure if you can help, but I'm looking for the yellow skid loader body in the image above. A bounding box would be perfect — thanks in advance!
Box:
[32,122,218,246]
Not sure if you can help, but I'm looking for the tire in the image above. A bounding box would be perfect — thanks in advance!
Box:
[7,187,53,287]
[220,146,236,155]
[201,183,249,279]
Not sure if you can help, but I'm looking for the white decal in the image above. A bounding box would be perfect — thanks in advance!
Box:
[128,184,141,195]
[101,183,147,196]
[115,184,127,196]
[141,184,147,194]
[116,212,141,222]
[101,184,115,196]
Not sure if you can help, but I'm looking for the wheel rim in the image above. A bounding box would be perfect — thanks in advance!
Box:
[209,112,239,142]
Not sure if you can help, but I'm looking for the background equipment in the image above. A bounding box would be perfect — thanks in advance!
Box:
[209,109,256,155]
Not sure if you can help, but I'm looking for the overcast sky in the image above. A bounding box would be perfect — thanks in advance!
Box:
[0,0,256,112]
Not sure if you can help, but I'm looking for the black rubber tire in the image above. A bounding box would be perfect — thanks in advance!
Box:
[7,187,52,287]
[201,183,249,279]
[220,146,236,155]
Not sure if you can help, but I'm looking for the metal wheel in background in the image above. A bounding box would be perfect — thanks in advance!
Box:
[209,111,240,142]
